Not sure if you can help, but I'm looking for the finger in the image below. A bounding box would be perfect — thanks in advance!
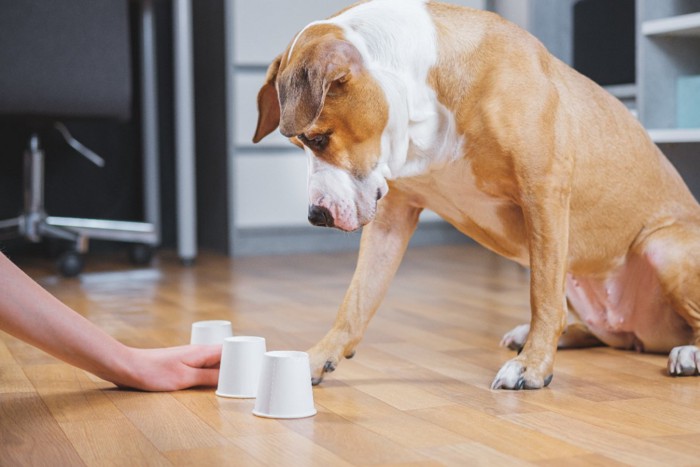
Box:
[182,367,220,389]
[181,344,223,369]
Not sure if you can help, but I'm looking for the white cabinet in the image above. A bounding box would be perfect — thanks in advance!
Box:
[233,151,309,228]
[233,72,289,148]
[231,0,353,66]
[225,0,485,254]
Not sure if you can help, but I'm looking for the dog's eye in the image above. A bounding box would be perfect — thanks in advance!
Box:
[299,133,329,150]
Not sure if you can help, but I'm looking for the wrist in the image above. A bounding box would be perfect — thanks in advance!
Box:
[97,343,142,389]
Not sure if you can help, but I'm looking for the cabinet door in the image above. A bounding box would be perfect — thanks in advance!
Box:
[232,0,486,65]
[234,155,443,228]
[235,71,292,148]
[234,150,309,228]
[232,0,351,66]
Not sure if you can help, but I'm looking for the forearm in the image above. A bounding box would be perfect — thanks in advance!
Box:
[0,253,133,385]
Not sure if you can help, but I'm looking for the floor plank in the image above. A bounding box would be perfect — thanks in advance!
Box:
[1,244,699,465]
[0,393,86,466]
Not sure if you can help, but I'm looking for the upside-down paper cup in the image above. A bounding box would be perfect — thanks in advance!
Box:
[253,351,317,419]
[216,336,267,398]
[190,320,233,345]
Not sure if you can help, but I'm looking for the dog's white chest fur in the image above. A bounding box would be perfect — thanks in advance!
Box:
[328,0,464,178]
[329,0,524,252]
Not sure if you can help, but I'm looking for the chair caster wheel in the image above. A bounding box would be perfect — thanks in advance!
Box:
[57,251,84,277]
[129,243,154,265]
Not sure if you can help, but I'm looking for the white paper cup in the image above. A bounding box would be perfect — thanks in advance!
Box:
[216,336,267,398]
[190,320,233,345]
[253,351,317,419]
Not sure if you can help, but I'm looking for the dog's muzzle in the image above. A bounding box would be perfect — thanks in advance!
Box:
[308,205,334,227]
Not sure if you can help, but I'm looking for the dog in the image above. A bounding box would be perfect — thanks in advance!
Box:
[253,0,700,389]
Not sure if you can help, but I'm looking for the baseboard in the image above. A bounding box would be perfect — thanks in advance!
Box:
[231,221,471,256]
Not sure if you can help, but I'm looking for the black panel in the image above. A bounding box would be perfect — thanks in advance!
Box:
[573,0,636,86]
[193,0,230,252]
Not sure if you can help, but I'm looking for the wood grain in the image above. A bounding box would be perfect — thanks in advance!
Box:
[2,244,699,466]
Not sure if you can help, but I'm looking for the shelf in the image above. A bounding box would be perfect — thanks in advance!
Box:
[642,12,700,37]
[603,84,637,99]
[647,128,700,143]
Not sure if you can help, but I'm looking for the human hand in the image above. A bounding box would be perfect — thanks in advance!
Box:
[117,344,222,391]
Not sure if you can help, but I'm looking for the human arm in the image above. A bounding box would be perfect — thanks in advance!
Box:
[0,252,220,391]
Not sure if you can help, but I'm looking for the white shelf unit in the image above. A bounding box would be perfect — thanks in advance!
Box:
[604,84,638,99]
[638,1,700,143]
[603,83,637,114]
[648,128,700,143]
[642,11,700,36]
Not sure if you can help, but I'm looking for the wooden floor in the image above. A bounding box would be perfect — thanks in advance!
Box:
[2,244,700,466]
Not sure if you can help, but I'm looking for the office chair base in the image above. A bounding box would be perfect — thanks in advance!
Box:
[0,217,20,237]
[0,214,86,276]
[0,215,84,248]
[57,250,84,278]
[46,217,158,245]
[0,133,160,277]
[0,215,158,277]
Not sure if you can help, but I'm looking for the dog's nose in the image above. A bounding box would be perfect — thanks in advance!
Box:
[308,205,334,227]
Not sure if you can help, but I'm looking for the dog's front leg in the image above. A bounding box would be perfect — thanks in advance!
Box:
[308,191,422,385]
[491,178,571,390]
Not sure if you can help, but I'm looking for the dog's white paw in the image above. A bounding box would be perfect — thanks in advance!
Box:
[500,324,530,351]
[491,358,553,390]
[491,360,525,389]
[668,345,700,376]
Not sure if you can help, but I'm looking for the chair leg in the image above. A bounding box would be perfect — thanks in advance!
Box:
[0,217,21,241]
[22,134,46,242]
[1,133,159,276]
[46,128,159,247]
[19,134,84,249]
[46,217,157,246]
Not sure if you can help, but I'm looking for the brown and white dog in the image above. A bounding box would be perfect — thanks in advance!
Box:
[253,0,700,389]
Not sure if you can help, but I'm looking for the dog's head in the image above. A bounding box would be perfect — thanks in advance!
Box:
[253,24,390,232]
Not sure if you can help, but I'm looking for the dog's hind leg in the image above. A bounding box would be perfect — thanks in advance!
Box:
[501,322,604,352]
[307,190,422,385]
[643,221,700,376]
[502,297,604,351]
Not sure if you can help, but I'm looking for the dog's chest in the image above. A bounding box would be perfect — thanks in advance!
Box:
[392,161,529,264]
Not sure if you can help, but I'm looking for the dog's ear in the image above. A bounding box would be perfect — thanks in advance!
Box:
[253,55,282,144]
[277,39,361,137]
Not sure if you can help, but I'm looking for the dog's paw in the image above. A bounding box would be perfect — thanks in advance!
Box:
[668,345,700,376]
[307,344,356,385]
[308,351,336,386]
[500,324,530,352]
[491,358,553,390]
